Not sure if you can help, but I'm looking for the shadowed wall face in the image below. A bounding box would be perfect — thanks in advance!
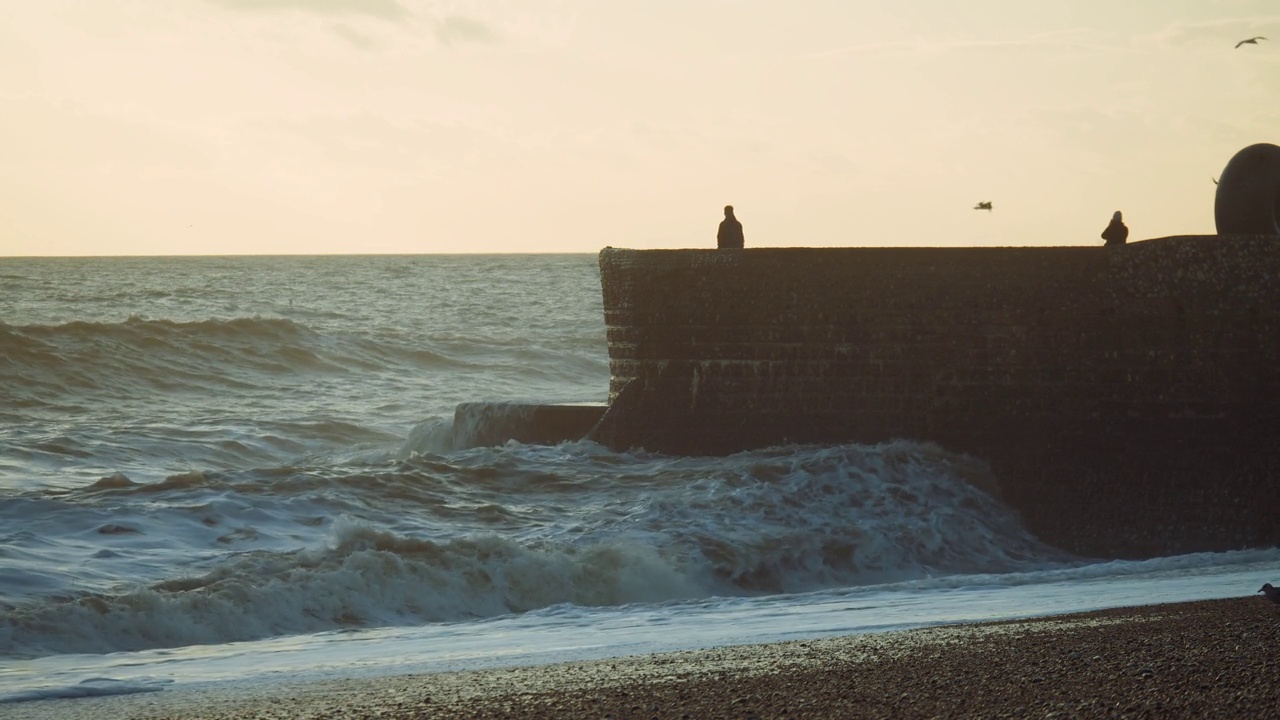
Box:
[593,239,1280,559]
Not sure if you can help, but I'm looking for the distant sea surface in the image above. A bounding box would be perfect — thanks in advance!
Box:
[1,254,1276,705]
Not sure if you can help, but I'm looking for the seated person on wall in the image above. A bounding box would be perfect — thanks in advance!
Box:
[717,205,744,249]
[1101,211,1129,246]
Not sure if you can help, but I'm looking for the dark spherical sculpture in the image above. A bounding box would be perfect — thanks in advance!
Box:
[1214,143,1280,235]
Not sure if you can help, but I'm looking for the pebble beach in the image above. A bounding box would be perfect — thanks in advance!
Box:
[12,595,1278,720]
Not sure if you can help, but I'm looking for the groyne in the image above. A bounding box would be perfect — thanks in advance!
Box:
[590,237,1280,558]
[452,402,606,449]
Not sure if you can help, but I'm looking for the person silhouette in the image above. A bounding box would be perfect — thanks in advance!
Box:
[717,205,744,249]
[1101,211,1129,246]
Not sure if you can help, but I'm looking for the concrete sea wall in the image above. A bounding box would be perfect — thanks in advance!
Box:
[452,402,605,449]
[591,237,1280,559]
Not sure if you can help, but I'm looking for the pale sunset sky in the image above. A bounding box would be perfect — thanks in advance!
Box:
[3,1,1277,256]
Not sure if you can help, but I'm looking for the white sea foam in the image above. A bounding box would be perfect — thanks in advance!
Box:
[0,677,171,703]
[2,439,1073,658]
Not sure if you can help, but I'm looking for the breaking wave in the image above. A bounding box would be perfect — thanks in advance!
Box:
[0,441,1071,657]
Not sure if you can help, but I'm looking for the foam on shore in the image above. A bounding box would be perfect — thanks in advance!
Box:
[13,595,1277,719]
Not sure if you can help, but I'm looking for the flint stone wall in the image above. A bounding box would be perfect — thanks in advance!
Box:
[592,237,1280,559]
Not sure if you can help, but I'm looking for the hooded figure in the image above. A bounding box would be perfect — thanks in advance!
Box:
[717,205,744,249]
[1102,211,1129,246]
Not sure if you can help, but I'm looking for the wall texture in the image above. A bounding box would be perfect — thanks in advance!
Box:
[591,237,1280,559]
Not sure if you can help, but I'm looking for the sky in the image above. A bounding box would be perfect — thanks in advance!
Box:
[2,1,1278,256]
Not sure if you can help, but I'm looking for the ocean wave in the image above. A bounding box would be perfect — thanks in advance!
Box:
[6,316,312,343]
[0,316,464,406]
[0,441,1075,657]
[0,677,171,704]
[0,519,702,657]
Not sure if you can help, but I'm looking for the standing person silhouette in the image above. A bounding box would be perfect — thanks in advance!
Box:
[1101,211,1129,246]
[717,205,744,249]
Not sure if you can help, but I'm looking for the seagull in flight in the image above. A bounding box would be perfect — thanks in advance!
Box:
[973,201,992,212]
[1235,36,1266,48]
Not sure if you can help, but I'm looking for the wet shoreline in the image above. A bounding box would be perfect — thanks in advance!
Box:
[15,595,1279,719]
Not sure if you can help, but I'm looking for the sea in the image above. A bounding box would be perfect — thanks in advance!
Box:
[1,254,1276,708]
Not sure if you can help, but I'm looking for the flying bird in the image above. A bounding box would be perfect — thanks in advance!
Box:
[974,201,992,212]
[1212,177,1219,185]
[1235,36,1266,48]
